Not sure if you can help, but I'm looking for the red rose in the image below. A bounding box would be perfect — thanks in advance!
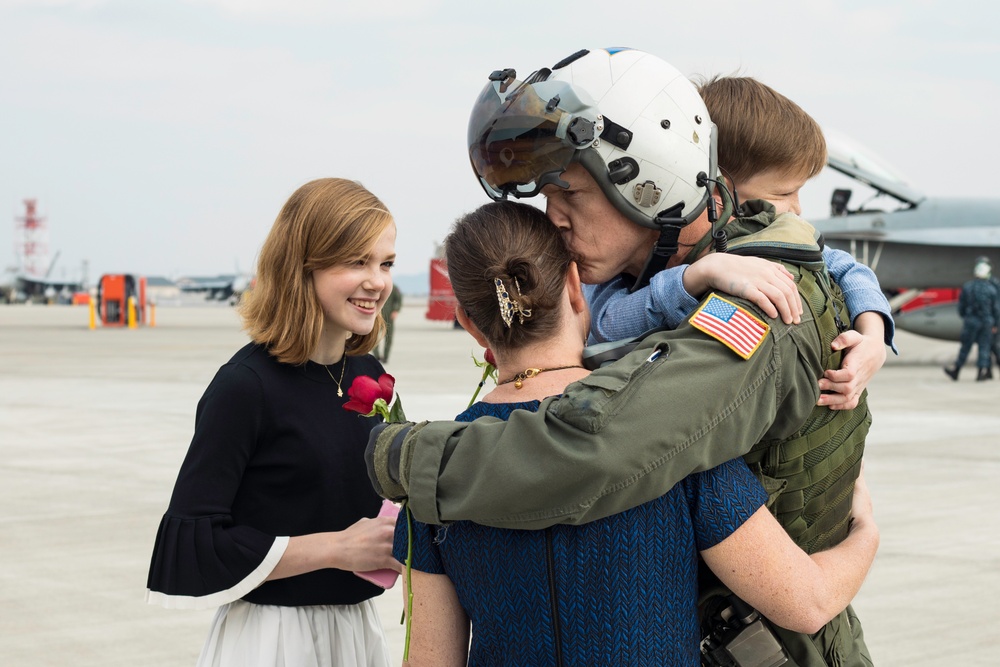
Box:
[376,373,395,399]
[344,373,395,415]
[484,348,496,367]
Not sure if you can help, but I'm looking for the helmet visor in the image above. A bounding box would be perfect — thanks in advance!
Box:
[468,77,590,200]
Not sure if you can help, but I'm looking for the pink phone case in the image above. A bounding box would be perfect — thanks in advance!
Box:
[353,500,401,589]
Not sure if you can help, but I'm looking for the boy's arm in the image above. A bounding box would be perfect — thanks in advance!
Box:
[818,312,885,410]
[682,253,802,325]
[820,247,894,410]
[587,256,801,344]
[585,270,696,343]
[822,247,896,350]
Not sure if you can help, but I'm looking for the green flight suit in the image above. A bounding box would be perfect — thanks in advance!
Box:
[375,205,873,666]
[378,284,403,362]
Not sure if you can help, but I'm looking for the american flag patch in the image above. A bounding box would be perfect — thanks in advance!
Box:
[690,294,769,359]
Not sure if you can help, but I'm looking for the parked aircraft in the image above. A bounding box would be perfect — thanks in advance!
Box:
[175,273,253,305]
[3,251,83,304]
[809,132,1000,341]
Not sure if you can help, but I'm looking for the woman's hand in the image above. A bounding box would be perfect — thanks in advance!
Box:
[684,253,802,324]
[267,514,401,581]
[332,515,403,573]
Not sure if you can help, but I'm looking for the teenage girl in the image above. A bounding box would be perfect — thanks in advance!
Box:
[147,178,401,666]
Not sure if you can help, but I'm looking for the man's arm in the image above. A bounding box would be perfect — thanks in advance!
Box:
[368,299,825,529]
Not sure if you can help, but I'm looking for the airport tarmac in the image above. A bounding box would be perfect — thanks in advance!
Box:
[1,299,998,666]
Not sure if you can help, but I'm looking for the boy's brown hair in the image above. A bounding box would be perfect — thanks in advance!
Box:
[239,177,393,364]
[697,75,826,186]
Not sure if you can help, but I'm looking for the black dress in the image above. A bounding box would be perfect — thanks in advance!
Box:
[146,342,387,609]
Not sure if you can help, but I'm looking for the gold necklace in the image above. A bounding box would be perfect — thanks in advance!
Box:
[498,365,585,390]
[323,357,348,397]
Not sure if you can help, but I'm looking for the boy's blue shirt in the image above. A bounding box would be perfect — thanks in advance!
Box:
[586,246,897,352]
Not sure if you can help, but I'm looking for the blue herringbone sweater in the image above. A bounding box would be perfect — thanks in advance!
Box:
[392,399,767,667]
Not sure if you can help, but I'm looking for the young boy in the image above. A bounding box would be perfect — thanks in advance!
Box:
[587,75,894,410]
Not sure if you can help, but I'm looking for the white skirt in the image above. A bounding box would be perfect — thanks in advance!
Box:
[197,599,392,667]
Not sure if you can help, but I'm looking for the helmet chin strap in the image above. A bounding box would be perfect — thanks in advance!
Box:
[629,179,736,292]
[629,203,689,293]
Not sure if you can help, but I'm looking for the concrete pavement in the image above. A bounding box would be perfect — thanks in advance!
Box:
[0,300,997,665]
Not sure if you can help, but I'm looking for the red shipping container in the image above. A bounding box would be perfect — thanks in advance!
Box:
[426,258,458,322]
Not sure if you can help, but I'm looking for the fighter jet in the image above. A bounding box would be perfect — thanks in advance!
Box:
[809,131,1000,340]
[3,251,83,304]
[175,272,253,305]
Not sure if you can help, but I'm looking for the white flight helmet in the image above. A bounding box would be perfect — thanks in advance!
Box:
[974,259,991,280]
[468,47,718,231]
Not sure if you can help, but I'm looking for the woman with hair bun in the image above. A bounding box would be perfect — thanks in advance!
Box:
[394,200,879,666]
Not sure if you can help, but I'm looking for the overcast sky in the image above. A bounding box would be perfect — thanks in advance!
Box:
[1,0,997,285]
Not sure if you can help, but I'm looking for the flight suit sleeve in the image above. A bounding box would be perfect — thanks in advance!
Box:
[400,299,824,529]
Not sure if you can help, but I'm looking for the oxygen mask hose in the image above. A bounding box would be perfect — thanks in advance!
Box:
[684,175,736,262]
[712,179,736,253]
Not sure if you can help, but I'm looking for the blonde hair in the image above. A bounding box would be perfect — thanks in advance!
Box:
[239,178,394,364]
[697,75,827,186]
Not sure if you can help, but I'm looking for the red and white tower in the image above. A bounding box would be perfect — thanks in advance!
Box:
[15,199,49,278]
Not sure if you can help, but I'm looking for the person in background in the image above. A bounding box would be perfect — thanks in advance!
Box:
[944,257,999,381]
[376,283,403,362]
[146,178,401,667]
[394,200,878,665]
[977,255,1000,373]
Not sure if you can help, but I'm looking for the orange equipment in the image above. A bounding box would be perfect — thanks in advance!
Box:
[97,274,146,327]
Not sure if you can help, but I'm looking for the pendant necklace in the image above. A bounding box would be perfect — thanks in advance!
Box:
[498,365,585,390]
[324,357,348,397]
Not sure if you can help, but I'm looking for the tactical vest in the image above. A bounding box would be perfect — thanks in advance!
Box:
[699,209,875,666]
[725,208,871,553]
[743,264,871,553]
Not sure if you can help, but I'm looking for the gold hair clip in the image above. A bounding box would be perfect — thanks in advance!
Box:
[495,277,532,328]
